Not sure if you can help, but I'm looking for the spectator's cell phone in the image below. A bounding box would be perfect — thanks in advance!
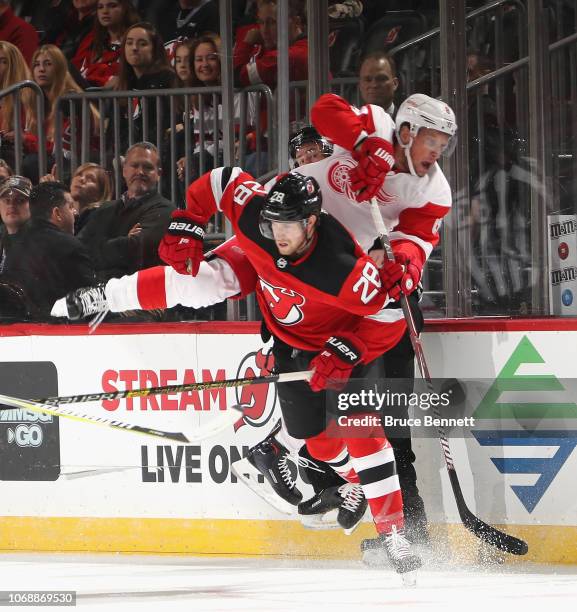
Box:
[0,362,60,481]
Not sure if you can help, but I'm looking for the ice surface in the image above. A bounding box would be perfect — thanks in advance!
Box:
[1,553,576,612]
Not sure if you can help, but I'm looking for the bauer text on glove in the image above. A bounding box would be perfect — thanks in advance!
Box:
[309,335,366,392]
[350,136,395,201]
[158,210,206,276]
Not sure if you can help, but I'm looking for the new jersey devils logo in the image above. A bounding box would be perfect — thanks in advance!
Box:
[234,349,277,431]
[259,278,305,325]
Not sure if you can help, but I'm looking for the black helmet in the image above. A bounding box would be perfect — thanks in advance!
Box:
[259,174,322,239]
[288,125,333,168]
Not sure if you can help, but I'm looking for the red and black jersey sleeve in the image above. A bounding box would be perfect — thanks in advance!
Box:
[185,167,267,227]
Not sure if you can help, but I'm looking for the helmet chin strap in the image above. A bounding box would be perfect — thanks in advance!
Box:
[400,136,418,177]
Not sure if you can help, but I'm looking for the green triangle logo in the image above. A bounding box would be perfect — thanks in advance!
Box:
[473,336,577,420]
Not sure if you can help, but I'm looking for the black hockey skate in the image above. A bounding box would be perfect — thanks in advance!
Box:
[362,526,421,584]
[361,490,430,564]
[298,485,342,530]
[299,484,367,534]
[337,483,367,534]
[383,526,421,584]
[66,285,108,320]
[231,426,302,514]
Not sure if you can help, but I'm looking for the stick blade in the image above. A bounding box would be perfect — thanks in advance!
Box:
[449,471,528,555]
[461,509,528,555]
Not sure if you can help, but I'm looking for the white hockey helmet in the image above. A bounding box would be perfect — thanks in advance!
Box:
[395,93,457,157]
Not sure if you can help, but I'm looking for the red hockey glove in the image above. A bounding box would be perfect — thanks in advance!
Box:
[378,259,405,301]
[309,335,366,392]
[349,136,395,201]
[158,210,206,276]
[394,252,421,296]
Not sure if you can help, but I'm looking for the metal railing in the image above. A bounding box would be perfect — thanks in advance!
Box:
[53,83,273,240]
[0,80,47,178]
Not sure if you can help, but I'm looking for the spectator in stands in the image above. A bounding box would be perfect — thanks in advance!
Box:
[53,0,98,60]
[0,159,13,180]
[0,42,36,170]
[174,39,194,86]
[174,34,256,187]
[114,22,176,150]
[40,162,112,233]
[158,0,220,56]
[78,142,174,281]
[234,0,307,89]
[234,0,308,175]
[70,162,112,232]
[1,181,95,319]
[0,175,31,274]
[72,0,141,88]
[24,45,100,184]
[0,0,40,65]
[358,51,399,117]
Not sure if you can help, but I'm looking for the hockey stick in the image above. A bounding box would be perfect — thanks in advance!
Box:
[0,371,312,443]
[0,370,313,408]
[0,392,242,443]
[369,197,528,556]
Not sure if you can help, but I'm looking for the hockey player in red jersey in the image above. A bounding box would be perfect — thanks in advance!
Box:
[157,169,421,577]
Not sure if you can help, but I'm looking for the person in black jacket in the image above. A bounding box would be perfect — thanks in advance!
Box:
[158,0,219,55]
[0,176,31,275]
[114,22,176,143]
[78,141,175,282]
[1,181,95,319]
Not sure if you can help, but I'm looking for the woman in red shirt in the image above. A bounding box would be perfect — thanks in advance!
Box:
[73,0,141,88]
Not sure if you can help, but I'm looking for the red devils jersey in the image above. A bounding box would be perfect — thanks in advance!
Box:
[186,167,406,359]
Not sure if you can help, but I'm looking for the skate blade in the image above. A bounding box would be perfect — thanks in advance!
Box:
[300,509,339,530]
[343,506,368,536]
[231,457,297,515]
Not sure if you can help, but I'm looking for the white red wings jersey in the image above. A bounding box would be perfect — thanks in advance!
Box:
[185,167,405,359]
[309,94,452,269]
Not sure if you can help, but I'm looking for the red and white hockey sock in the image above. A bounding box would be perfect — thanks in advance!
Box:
[305,432,359,483]
[346,437,404,534]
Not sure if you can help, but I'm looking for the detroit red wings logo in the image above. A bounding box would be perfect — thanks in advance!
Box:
[234,349,277,431]
[327,160,395,203]
[259,279,305,325]
[328,159,357,201]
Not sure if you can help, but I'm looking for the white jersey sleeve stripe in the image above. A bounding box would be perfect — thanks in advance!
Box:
[388,230,434,259]
[365,308,405,324]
